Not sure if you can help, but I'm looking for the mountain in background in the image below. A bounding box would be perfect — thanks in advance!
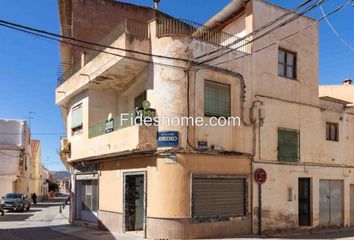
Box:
[51,171,70,180]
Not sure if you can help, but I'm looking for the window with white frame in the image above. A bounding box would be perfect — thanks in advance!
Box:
[71,104,83,133]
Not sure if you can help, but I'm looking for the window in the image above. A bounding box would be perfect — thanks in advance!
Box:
[204,80,231,117]
[326,122,338,141]
[192,175,247,222]
[71,104,83,133]
[134,91,147,109]
[278,48,296,79]
[278,129,300,162]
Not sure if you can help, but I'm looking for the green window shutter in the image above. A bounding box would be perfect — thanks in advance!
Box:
[204,81,231,117]
[278,129,299,162]
[71,105,83,129]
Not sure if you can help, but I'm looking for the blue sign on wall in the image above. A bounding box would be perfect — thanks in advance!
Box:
[157,131,179,147]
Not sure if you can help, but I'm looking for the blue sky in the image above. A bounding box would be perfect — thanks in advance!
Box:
[0,0,353,171]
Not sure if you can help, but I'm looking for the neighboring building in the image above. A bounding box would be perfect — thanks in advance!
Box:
[56,0,354,239]
[41,165,50,198]
[319,78,354,103]
[30,140,49,200]
[0,119,32,197]
[58,179,70,194]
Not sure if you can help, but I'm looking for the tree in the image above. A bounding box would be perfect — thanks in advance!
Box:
[49,182,59,192]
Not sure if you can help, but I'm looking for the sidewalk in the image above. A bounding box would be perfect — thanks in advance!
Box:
[49,206,354,240]
[49,206,143,240]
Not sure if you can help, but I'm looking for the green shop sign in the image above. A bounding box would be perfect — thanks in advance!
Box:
[135,100,156,124]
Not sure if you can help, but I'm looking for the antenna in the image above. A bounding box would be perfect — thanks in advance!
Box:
[28,111,36,129]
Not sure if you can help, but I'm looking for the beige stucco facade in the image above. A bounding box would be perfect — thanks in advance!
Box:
[56,0,354,238]
[29,140,48,199]
[0,119,33,198]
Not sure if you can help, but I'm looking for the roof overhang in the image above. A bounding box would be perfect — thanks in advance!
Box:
[319,96,352,105]
[204,0,250,30]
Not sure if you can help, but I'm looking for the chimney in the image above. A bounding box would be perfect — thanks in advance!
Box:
[343,78,352,85]
[153,0,160,9]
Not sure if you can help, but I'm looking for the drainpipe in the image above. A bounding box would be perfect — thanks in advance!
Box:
[258,183,262,235]
[249,100,263,236]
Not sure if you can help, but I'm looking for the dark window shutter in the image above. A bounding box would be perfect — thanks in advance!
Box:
[192,176,247,218]
[278,129,299,162]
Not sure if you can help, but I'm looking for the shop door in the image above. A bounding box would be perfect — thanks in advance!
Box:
[298,178,311,226]
[124,174,145,231]
[77,179,98,223]
[319,180,343,226]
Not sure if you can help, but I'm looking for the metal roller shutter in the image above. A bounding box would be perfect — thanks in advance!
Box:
[192,175,247,218]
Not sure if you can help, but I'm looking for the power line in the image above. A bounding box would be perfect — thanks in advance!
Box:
[213,0,354,66]
[320,5,354,52]
[195,0,327,65]
[0,22,191,73]
[0,19,191,63]
[0,0,321,69]
[194,0,316,60]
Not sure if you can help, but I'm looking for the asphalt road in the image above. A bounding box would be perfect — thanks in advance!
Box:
[0,197,79,240]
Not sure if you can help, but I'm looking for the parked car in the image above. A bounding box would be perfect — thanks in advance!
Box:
[1,193,31,212]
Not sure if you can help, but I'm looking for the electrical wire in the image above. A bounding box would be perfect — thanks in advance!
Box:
[213,0,354,66]
[195,0,327,65]
[194,0,316,60]
[0,0,322,69]
[0,19,190,63]
[320,5,354,52]
[0,22,191,74]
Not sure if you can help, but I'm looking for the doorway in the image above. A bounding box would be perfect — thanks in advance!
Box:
[319,180,343,226]
[76,179,99,223]
[350,185,354,226]
[298,178,311,226]
[124,173,145,232]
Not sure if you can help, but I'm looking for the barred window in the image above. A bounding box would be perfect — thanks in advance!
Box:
[204,80,231,118]
[278,129,300,162]
[278,48,296,79]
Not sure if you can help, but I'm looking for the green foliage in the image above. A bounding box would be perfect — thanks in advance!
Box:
[49,182,59,192]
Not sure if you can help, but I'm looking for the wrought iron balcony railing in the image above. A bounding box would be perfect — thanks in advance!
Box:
[156,18,252,54]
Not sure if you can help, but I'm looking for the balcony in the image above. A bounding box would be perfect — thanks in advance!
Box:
[156,18,252,54]
[56,18,150,105]
[68,124,157,162]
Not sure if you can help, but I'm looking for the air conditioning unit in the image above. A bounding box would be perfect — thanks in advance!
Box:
[60,138,70,153]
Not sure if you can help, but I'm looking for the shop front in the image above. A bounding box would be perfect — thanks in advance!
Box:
[74,163,99,223]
